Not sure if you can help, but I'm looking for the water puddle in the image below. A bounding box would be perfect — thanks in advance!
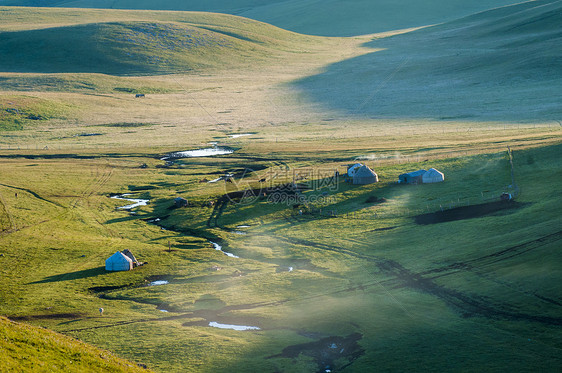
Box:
[208,321,260,331]
[149,280,169,286]
[210,241,239,258]
[207,174,233,183]
[111,194,149,210]
[163,147,233,160]
[236,225,251,228]
[228,133,253,139]
[233,231,247,235]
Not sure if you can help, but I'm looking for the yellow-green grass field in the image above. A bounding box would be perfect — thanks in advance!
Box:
[1,2,561,372]
[0,316,151,372]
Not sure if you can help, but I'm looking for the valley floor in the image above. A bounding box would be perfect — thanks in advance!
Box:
[1,3,561,372]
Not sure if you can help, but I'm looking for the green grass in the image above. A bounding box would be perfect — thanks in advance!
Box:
[0,20,306,75]
[0,141,560,372]
[0,7,323,75]
[0,316,151,372]
[0,73,176,93]
[0,4,561,372]
[0,95,72,130]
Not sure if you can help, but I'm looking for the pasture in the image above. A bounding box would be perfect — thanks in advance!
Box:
[0,2,561,372]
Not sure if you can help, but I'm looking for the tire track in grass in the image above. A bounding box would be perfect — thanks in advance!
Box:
[0,165,113,235]
[420,230,562,305]
[0,182,63,207]
[376,257,562,326]
[0,190,16,232]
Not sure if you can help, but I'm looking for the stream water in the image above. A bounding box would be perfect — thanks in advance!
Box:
[163,147,234,160]
[111,194,149,210]
[210,241,239,258]
[208,322,260,331]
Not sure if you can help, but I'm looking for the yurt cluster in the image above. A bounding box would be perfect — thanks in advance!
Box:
[347,163,444,185]
[104,165,444,272]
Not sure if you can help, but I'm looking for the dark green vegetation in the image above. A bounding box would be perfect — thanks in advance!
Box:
[0,316,150,372]
[0,0,519,36]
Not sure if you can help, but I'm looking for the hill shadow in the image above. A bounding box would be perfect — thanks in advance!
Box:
[292,0,562,122]
[30,266,106,284]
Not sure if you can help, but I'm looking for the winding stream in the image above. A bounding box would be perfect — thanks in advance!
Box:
[210,241,239,258]
[111,194,149,210]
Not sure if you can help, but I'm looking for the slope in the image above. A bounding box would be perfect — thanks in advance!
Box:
[0,316,150,372]
[0,0,520,36]
[293,0,562,121]
[0,8,321,75]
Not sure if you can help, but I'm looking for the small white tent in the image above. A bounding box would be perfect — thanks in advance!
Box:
[422,168,444,183]
[105,251,133,271]
[347,163,363,177]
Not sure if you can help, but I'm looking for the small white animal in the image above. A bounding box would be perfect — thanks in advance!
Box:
[99,307,104,316]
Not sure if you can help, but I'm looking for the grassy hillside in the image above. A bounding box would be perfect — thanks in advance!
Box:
[0,8,320,75]
[0,3,561,372]
[0,0,520,36]
[0,6,364,134]
[0,316,150,371]
[294,0,562,121]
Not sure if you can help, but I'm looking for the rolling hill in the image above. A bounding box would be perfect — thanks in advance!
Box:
[0,9,319,75]
[0,316,150,372]
[0,0,521,36]
[293,0,562,121]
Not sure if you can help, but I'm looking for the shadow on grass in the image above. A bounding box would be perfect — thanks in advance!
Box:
[30,266,106,284]
[105,216,141,224]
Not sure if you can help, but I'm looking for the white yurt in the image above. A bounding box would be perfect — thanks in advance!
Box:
[422,168,445,183]
[353,165,379,185]
[105,251,133,271]
[347,163,363,177]
[398,169,427,184]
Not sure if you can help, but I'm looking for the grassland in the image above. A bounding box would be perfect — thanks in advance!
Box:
[0,0,520,36]
[0,2,561,372]
[0,316,151,372]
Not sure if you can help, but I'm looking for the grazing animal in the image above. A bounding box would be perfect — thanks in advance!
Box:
[99,307,104,316]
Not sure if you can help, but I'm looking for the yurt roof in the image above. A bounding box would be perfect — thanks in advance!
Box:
[106,251,132,264]
[354,165,377,177]
[404,169,427,177]
[347,163,363,176]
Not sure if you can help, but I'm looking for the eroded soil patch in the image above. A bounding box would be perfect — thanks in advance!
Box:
[268,333,365,372]
[414,201,526,225]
